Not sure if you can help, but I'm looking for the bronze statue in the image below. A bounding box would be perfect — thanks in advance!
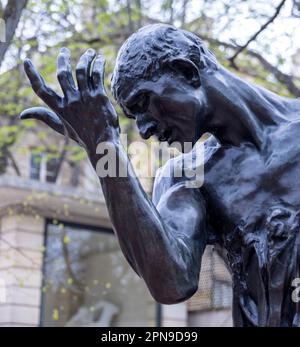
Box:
[20,24,300,327]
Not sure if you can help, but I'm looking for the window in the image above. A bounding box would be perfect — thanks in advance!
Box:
[41,223,156,327]
[30,153,59,183]
[30,153,41,181]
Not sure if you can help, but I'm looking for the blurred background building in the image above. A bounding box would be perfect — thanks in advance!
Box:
[0,128,232,327]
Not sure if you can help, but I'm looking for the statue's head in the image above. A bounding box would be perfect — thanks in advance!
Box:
[111,24,219,148]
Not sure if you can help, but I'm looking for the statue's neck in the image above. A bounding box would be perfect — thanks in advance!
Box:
[201,67,297,149]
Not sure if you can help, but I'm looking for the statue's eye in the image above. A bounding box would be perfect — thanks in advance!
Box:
[121,104,136,120]
[132,93,149,113]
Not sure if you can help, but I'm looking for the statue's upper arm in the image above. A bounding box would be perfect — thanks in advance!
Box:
[152,158,207,240]
[152,137,220,239]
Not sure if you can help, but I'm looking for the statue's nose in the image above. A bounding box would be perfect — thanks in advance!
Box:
[139,121,157,139]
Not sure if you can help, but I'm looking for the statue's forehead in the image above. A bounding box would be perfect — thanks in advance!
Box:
[118,78,155,105]
[117,72,180,108]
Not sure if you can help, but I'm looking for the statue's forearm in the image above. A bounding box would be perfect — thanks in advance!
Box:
[89,139,202,304]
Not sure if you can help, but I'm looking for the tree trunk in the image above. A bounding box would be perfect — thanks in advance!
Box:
[0,0,28,67]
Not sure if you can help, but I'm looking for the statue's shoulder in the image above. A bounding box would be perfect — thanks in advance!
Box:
[152,136,220,205]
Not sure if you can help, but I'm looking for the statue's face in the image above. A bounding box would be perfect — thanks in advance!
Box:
[119,71,209,150]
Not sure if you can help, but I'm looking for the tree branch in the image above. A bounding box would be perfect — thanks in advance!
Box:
[292,0,300,17]
[7,149,21,176]
[52,135,70,183]
[201,35,300,97]
[228,0,286,67]
[0,0,28,67]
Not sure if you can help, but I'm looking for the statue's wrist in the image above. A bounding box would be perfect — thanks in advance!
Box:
[88,127,120,168]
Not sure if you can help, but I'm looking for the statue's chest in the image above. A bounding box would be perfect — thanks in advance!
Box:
[199,125,300,326]
[202,124,300,235]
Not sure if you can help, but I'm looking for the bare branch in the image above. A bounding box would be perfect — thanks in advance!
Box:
[181,0,189,27]
[0,234,40,267]
[7,149,21,176]
[61,229,83,292]
[292,0,300,17]
[0,0,28,67]
[246,50,300,97]
[126,0,134,32]
[201,35,300,97]
[51,135,70,183]
[228,0,286,67]
[135,0,143,27]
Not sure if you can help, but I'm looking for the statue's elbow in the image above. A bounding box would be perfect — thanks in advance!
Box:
[152,283,198,305]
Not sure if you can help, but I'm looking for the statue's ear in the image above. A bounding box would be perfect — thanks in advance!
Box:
[168,58,201,88]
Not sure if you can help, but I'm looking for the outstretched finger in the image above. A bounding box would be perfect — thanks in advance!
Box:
[76,49,96,97]
[20,107,79,143]
[92,54,106,93]
[57,47,77,100]
[24,59,63,112]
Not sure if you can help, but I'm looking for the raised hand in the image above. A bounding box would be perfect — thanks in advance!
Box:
[20,48,119,156]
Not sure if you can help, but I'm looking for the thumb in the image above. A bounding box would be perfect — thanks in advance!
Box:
[20,107,64,134]
[20,107,79,143]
